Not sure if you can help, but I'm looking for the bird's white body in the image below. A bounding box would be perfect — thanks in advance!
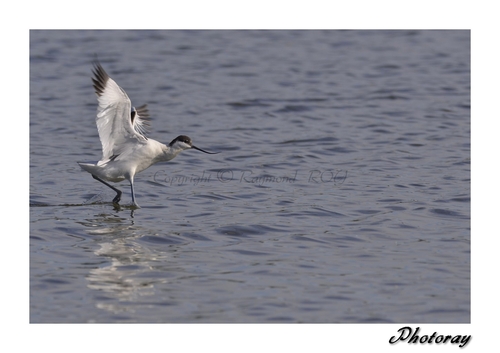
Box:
[79,139,182,183]
[78,61,216,208]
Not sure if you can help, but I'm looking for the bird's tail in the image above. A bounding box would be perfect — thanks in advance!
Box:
[77,162,99,174]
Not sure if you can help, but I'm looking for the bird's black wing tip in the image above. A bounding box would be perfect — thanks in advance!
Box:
[91,56,108,96]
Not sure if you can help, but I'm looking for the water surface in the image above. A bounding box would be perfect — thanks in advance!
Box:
[30,30,470,323]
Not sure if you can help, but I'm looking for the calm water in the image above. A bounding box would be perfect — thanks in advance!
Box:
[30,30,470,323]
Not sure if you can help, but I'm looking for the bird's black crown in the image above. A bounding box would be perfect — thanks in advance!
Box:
[169,135,192,147]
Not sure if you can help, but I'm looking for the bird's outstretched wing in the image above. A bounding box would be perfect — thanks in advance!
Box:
[92,61,148,163]
[131,104,151,137]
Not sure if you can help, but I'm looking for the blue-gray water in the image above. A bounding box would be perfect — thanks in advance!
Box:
[30,30,470,323]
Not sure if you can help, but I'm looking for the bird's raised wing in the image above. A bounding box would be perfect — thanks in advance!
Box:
[131,104,151,137]
[92,61,147,162]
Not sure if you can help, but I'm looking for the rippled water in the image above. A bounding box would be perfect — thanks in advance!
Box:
[30,30,470,323]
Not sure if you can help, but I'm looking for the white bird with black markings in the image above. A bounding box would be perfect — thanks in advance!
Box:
[78,61,217,208]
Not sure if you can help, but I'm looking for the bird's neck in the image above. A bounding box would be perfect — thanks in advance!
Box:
[158,143,183,162]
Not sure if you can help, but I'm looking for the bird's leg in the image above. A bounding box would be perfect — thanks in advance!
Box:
[129,178,140,209]
[92,174,122,204]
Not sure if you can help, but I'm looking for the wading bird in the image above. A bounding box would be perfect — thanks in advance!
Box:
[78,61,217,208]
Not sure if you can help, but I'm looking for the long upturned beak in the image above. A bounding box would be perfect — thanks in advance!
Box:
[191,145,219,154]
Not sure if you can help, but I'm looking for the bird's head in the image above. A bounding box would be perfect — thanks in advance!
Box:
[168,135,218,154]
